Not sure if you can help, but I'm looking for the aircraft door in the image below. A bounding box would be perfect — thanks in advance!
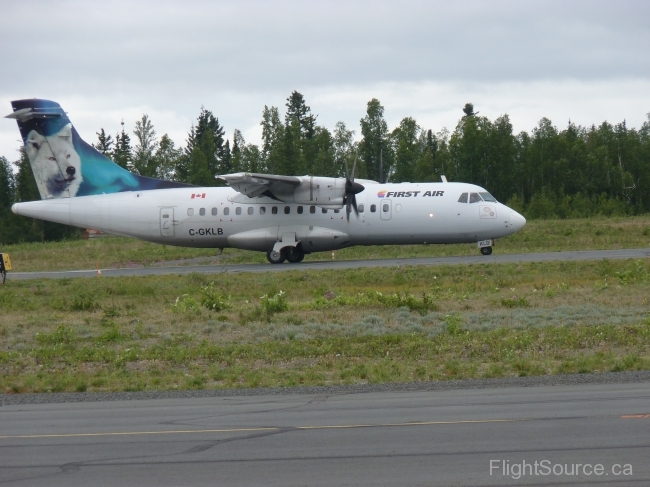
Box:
[380,199,392,220]
[160,208,174,237]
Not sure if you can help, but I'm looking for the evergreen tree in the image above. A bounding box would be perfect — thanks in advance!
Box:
[184,107,225,183]
[112,124,132,170]
[285,91,316,139]
[92,129,113,156]
[0,156,14,209]
[414,129,439,182]
[132,114,159,177]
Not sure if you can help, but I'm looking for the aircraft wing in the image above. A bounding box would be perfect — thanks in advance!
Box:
[218,173,302,199]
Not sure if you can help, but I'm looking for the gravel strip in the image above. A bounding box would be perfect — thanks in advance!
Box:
[2,370,650,406]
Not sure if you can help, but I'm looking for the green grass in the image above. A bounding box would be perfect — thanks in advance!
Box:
[1,258,649,393]
[2,215,649,272]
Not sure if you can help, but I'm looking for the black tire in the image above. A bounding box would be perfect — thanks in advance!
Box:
[267,249,286,264]
[286,246,304,263]
[480,246,493,256]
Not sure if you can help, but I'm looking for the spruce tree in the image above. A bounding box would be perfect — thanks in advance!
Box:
[92,129,113,156]
[112,124,132,170]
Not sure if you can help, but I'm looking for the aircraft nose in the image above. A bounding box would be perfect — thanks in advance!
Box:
[510,210,526,232]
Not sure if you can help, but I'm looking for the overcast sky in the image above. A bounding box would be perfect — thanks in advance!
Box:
[1,0,649,162]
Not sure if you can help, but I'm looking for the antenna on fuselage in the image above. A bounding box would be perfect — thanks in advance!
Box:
[441,175,448,183]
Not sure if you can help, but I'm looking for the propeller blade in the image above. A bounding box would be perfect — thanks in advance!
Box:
[351,155,357,181]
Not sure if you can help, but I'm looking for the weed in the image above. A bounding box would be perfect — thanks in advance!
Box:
[444,314,465,335]
[98,322,124,343]
[501,297,530,308]
[103,305,120,318]
[35,325,75,346]
[170,294,201,314]
[199,282,230,312]
[71,292,100,312]
[260,291,288,318]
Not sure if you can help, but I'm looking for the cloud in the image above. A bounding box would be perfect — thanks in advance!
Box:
[1,0,649,160]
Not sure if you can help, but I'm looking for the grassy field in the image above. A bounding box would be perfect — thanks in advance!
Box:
[2,215,649,272]
[1,258,649,393]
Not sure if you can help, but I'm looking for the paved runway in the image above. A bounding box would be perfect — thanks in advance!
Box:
[8,248,650,280]
[1,381,649,486]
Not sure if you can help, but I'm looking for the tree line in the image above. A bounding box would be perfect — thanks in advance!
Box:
[1,91,649,244]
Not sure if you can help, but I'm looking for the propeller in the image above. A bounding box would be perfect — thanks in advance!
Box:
[344,156,365,222]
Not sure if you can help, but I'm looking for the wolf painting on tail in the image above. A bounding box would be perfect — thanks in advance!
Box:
[7,99,191,199]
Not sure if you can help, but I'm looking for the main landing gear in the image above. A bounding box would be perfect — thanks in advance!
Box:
[266,246,305,264]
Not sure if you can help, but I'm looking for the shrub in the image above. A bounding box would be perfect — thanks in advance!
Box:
[199,282,230,312]
[170,294,201,314]
[261,291,288,316]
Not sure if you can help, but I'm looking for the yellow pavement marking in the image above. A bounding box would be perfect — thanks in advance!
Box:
[0,418,523,440]
[296,419,520,430]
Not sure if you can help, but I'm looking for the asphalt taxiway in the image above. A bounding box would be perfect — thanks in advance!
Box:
[7,248,650,280]
[1,379,649,486]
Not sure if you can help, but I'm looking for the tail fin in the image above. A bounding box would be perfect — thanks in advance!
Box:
[5,99,191,199]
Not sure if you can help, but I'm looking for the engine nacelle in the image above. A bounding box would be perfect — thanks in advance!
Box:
[290,176,346,208]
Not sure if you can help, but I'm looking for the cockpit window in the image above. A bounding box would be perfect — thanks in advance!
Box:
[469,192,483,204]
[457,193,468,203]
[479,192,497,202]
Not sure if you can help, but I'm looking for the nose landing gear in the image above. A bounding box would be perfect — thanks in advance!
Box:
[477,239,494,256]
[480,246,493,256]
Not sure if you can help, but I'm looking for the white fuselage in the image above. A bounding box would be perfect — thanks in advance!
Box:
[12,182,526,252]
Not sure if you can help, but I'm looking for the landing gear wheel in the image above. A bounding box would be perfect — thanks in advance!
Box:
[286,246,305,263]
[267,249,286,264]
[480,246,493,256]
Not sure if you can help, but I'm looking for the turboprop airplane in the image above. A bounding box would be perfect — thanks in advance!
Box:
[6,99,526,264]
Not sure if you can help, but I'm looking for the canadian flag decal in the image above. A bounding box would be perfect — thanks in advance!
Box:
[191,193,206,199]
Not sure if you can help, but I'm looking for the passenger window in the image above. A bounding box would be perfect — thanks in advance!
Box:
[260,206,266,215]
[247,207,254,215]
[211,207,218,216]
[310,206,316,214]
[469,192,483,204]
[297,206,303,214]
[334,209,340,213]
[199,208,205,216]
[187,208,194,216]
[322,208,327,214]
[236,207,242,215]
[358,204,364,213]
[395,204,402,212]
[272,206,278,214]
[458,193,468,203]
[284,206,290,214]
[223,207,229,216]
[382,203,389,212]
[370,204,376,213]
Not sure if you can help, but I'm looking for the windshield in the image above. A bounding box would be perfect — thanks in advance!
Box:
[479,192,497,202]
